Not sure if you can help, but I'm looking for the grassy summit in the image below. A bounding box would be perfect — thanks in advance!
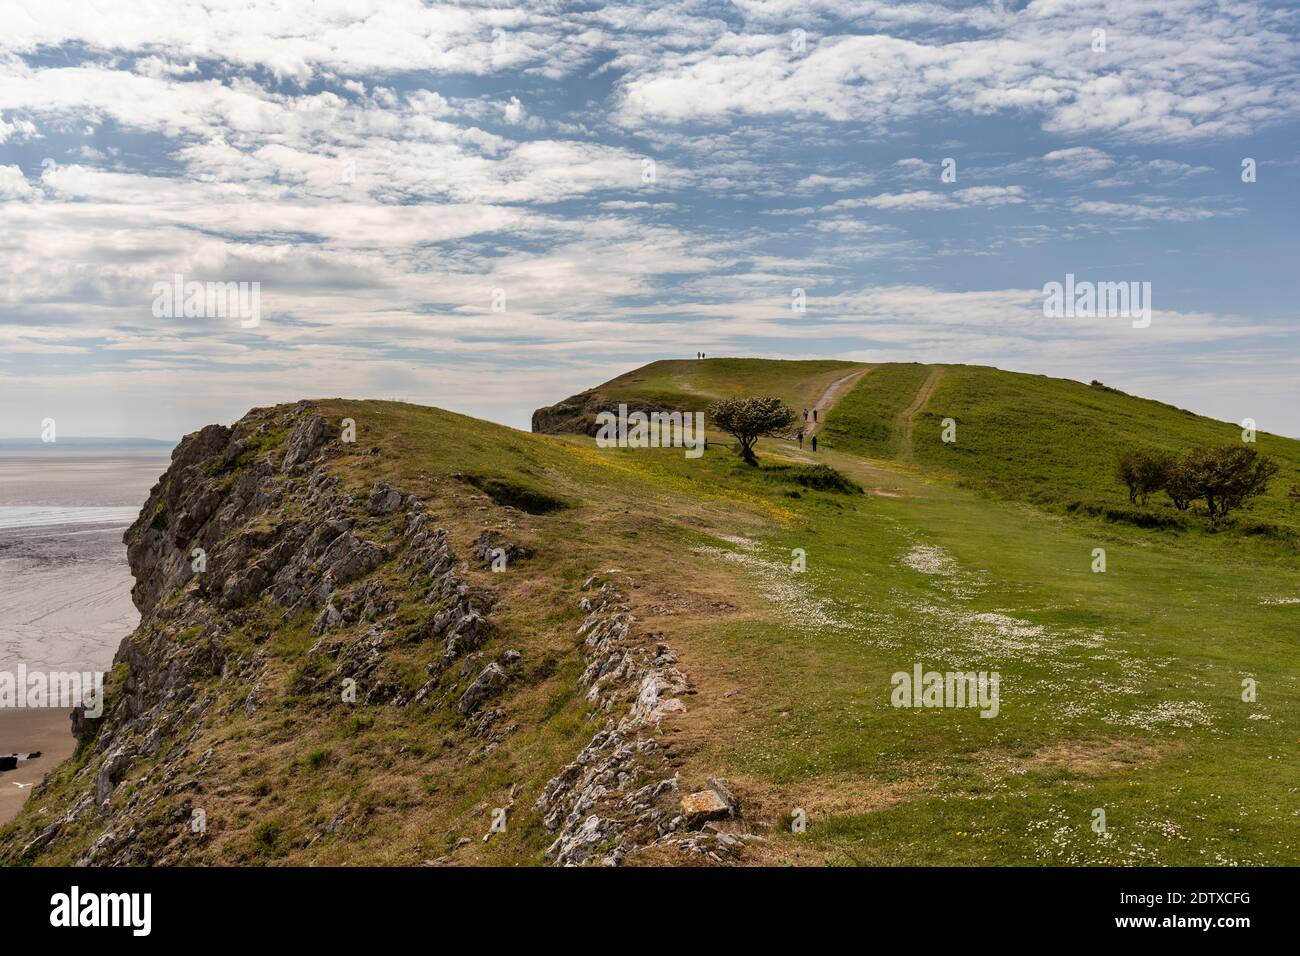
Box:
[531,357,866,433]
[588,357,865,412]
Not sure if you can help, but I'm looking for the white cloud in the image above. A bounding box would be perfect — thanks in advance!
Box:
[0,165,40,201]
[827,185,1026,211]
[615,2,1300,142]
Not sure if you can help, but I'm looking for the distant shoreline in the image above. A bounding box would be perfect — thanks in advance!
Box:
[0,440,175,453]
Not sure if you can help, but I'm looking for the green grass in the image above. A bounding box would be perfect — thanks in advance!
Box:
[615,435,1300,864]
[819,362,933,458]
[7,360,1298,867]
[822,363,1300,543]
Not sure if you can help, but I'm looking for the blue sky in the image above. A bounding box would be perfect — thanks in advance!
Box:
[1,0,1297,439]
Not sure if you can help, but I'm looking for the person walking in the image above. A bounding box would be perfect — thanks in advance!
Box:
[802,408,808,423]
[812,408,818,423]
[797,430,803,449]
[811,435,818,453]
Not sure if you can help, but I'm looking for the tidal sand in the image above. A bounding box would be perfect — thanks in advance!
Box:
[0,451,170,823]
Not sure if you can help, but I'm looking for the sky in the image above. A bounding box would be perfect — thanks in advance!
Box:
[1,0,1298,440]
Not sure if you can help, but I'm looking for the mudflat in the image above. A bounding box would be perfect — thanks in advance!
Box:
[0,452,167,829]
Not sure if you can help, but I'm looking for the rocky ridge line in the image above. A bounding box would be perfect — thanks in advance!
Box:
[534,576,753,865]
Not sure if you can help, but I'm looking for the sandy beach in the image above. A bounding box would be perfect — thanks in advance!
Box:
[0,709,78,825]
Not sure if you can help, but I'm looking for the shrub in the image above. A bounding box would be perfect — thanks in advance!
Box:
[1115,443,1279,525]
[788,464,860,494]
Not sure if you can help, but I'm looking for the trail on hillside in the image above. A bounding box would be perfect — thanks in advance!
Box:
[896,367,942,462]
[805,367,871,437]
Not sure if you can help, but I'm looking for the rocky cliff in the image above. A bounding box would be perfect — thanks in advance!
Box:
[0,400,749,865]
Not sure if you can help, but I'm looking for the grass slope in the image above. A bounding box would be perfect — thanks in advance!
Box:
[823,363,1300,542]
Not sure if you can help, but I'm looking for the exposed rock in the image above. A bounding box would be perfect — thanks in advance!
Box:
[534,579,707,866]
[681,789,730,824]
[707,777,739,815]
[95,745,135,806]
[471,529,534,568]
[282,413,332,471]
[459,663,508,715]
[367,482,405,516]
[21,822,61,856]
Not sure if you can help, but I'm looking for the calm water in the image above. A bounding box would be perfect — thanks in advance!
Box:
[0,453,171,672]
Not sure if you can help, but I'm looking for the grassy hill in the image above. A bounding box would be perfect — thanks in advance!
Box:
[587,357,865,411]
[821,363,1300,542]
[6,359,1298,866]
[532,358,866,433]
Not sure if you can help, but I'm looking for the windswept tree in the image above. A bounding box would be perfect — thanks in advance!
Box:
[1115,449,1173,506]
[1179,445,1279,523]
[1163,457,1199,511]
[708,397,795,466]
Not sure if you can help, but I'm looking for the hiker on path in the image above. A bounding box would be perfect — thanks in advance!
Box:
[812,408,818,423]
[797,430,803,449]
[802,408,808,423]
[811,435,818,453]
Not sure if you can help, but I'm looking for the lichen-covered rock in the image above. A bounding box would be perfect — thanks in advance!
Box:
[459,663,508,715]
[471,529,533,567]
[281,413,331,471]
[367,482,405,516]
[534,578,707,866]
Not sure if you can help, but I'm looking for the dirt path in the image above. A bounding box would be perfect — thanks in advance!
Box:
[804,367,870,437]
[896,366,942,462]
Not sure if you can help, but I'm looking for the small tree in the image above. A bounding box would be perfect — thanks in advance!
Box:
[1179,445,1279,523]
[1288,483,1300,510]
[1115,451,1141,504]
[1115,449,1173,506]
[1163,457,1199,511]
[708,397,795,466]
